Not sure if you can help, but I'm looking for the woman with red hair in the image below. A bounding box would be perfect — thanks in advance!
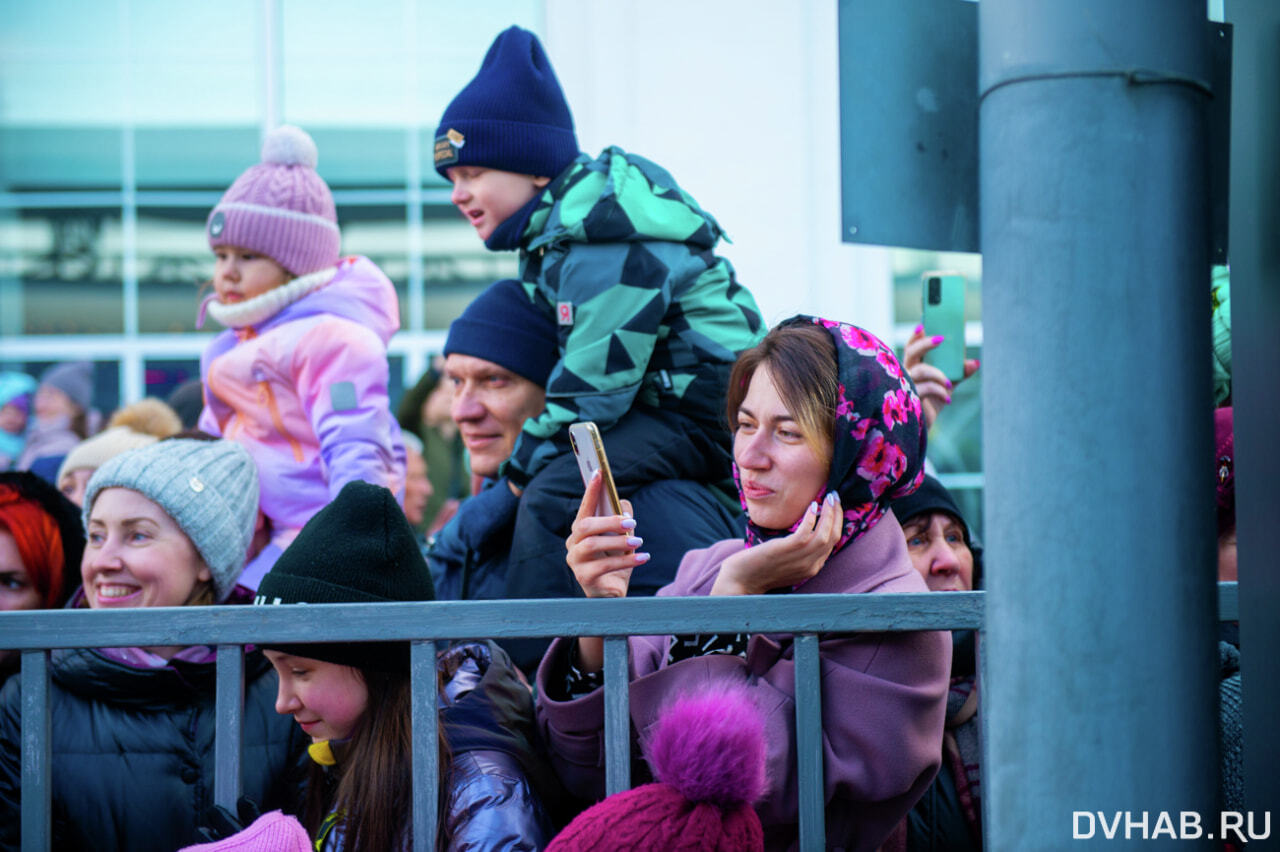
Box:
[0,471,84,682]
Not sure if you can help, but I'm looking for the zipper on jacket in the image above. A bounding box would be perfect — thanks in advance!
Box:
[258,379,304,462]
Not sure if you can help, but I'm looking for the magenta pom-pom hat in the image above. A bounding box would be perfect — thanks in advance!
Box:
[206,125,340,276]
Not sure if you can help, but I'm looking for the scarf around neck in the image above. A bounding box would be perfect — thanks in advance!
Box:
[737,315,926,557]
[198,265,337,330]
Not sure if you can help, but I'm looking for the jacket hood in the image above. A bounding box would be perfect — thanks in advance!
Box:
[525,147,726,252]
[202,255,400,344]
[268,255,400,344]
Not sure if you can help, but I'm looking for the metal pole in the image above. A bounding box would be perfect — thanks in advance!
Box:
[1224,0,1280,824]
[979,1,1218,847]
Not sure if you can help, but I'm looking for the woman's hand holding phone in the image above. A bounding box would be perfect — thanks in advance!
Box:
[904,325,980,430]
[565,470,648,600]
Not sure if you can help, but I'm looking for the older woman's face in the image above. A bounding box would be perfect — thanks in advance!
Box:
[0,530,42,612]
[903,512,974,592]
[82,488,210,609]
[734,365,831,530]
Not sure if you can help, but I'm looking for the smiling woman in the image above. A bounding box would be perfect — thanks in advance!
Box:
[541,316,953,852]
[0,438,309,852]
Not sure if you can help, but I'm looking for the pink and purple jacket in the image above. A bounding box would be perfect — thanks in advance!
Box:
[199,255,405,575]
[535,509,951,852]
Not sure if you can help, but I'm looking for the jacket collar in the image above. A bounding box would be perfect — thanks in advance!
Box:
[199,265,337,330]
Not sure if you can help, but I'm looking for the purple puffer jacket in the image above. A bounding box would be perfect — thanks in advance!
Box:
[199,256,405,580]
[535,509,950,852]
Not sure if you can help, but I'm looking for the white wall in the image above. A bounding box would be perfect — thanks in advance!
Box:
[544,0,894,340]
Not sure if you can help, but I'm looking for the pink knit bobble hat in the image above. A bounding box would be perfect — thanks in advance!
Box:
[547,686,767,852]
[178,810,310,852]
[207,125,340,276]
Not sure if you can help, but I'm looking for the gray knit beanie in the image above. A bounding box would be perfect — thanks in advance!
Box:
[39,361,94,412]
[83,438,259,602]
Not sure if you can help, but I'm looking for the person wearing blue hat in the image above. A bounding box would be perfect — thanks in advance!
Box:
[428,278,745,675]
[433,28,763,672]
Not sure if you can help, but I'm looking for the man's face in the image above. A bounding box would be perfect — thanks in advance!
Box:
[444,354,546,479]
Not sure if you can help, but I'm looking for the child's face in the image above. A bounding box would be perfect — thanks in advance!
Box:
[0,403,26,435]
[213,246,291,304]
[447,166,550,241]
[264,651,370,743]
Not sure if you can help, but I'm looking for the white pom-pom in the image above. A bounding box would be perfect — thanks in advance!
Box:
[261,125,318,168]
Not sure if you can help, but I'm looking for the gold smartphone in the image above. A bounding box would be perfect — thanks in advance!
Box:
[568,421,623,517]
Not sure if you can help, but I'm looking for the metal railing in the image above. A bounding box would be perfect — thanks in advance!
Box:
[2,585,1240,852]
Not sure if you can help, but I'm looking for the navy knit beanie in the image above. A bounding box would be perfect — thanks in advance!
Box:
[255,481,435,673]
[434,26,578,180]
[444,279,559,388]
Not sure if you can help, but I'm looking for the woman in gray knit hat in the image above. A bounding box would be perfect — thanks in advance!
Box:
[0,437,308,852]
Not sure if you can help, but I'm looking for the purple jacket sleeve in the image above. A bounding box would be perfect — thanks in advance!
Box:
[293,317,405,499]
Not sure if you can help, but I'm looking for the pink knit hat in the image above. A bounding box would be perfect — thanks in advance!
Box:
[178,810,310,852]
[547,686,767,852]
[207,125,340,276]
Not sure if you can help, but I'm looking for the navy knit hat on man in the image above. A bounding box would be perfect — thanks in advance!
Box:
[443,279,559,387]
[433,26,578,180]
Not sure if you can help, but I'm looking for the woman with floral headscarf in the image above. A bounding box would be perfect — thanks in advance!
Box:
[537,317,951,852]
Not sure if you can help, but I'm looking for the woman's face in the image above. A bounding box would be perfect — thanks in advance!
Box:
[264,651,370,743]
[902,512,974,592]
[0,530,42,612]
[734,365,831,530]
[82,487,211,610]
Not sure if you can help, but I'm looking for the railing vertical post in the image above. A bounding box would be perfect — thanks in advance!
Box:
[602,636,631,796]
[20,649,50,852]
[213,645,244,811]
[410,640,439,852]
[979,0,1218,844]
[794,634,825,851]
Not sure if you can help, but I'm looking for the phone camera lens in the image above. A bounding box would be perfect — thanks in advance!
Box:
[928,277,941,305]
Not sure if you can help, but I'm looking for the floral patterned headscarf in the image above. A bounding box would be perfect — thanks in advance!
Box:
[736,315,927,556]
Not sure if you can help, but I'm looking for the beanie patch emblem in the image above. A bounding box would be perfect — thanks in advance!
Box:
[209,211,226,238]
[189,476,205,493]
[434,130,464,168]
[557,301,574,326]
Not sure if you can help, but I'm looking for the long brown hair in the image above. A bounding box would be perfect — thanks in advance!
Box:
[302,666,452,852]
[726,320,839,456]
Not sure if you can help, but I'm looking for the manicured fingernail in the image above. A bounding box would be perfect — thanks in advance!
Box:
[626,536,643,548]
[945,378,953,389]
[824,491,836,504]
[590,469,600,480]
[635,552,651,564]
[913,324,923,335]
[620,518,637,531]
[974,359,981,368]
[931,335,945,345]
[808,501,819,514]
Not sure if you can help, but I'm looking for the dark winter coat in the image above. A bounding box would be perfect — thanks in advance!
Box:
[0,596,307,852]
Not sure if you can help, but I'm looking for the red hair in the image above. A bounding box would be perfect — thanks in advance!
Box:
[0,484,66,608]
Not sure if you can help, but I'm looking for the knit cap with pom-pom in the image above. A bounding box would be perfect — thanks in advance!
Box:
[546,686,767,852]
[206,124,339,276]
[57,398,185,487]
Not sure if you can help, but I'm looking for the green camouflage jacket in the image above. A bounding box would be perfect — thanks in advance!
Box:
[505,146,764,486]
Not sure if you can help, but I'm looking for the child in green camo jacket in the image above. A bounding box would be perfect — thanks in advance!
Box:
[433,25,763,668]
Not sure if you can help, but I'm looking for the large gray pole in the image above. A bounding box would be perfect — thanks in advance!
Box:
[979,2,1219,847]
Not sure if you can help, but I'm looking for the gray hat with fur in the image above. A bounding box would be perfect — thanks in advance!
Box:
[83,438,259,602]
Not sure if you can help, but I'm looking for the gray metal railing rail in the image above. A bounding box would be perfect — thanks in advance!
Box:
[3,585,1240,852]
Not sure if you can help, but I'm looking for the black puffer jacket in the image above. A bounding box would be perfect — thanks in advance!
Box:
[0,597,307,852]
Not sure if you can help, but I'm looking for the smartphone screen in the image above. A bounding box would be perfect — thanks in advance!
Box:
[922,272,966,382]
